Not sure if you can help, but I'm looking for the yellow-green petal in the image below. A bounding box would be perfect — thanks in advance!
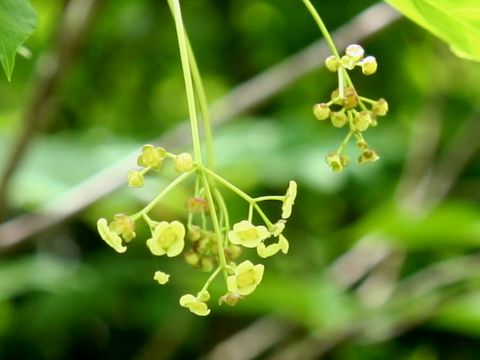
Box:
[179,294,210,316]
[228,220,270,248]
[278,234,289,254]
[281,181,297,219]
[257,242,281,258]
[153,271,170,285]
[227,260,264,296]
[97,218,127,253]
[146,221,185,257]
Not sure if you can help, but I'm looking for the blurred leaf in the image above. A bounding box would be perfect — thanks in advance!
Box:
[386,0,480,62]
[354,202,480,249]
[432,291,480,337]
[0,255,78,300]
[0,0,37,81]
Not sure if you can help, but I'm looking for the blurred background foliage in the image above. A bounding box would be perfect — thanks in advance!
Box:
[0,0,480,359]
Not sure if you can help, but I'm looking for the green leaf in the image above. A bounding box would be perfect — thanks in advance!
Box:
[0,0,37,81]
[385,0,480,62]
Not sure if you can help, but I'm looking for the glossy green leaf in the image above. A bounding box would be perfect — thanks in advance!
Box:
[0,0,37,81]
[385,0,480,62]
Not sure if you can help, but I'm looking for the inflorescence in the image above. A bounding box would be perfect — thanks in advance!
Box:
[312,44,388,172]
[97,146,296,316]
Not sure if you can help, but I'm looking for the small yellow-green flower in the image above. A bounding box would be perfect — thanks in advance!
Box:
[146,221,185,257]
[127,170,144,188]
[174,152,194,173]
[180,294,210,316]
[97,218,127,253]
[358,149,380,165]
[219,292,243,306]
[110,214,136,241]
[227,260,264,296]
[153,271,170,285]
[137,144,166,170]
[281,181,297,219]
[228,220,270,248]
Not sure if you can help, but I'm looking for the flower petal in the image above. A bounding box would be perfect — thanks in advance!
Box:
[97,218,127,253]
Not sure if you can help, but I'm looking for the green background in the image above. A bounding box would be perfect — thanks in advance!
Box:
[0,0,480,359]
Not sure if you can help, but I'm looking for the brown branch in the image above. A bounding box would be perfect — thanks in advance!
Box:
[0,0,105,219]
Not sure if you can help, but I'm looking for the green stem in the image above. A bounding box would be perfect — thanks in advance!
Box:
[201,172,228,281]
[170,0,203,165]
[131,171,193,220]
[167,0,214,168]
[187,40,215,168]
[202,167,273,227]
[301,0,340,58]
[338,68,345,98]
[200,266,222,293]
[213,188,230,246]
[254,195,284,202]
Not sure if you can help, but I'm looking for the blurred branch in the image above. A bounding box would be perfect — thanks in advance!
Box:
[269,252,480,359]
[0,2,401,250]
[395,97,445,212]
[0,0,105,219]
[268,104,480,359]
[205,316,297,360]
[422,111,480,210]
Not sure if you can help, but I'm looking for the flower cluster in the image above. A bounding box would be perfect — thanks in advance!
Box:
[127,145,194,188]
[97,144,297,316]
[312,44,388,172]
[97,0,298,317]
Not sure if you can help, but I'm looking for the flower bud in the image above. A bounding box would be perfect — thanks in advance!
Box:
[340,154,350,167]
[330,111,348,128]
[201,257,215,272]
[345,44,365,61]
[127,170,144,188]
[343,87,359,109]
[174,152,194,173]
[110,214,136,241]
[325,55,340,72]
[358,149,380,165]
[372,98,389,116]
[353,111,373,132]
[186,197,209,214]
[361,56,377,75]
[187,225,203,242]
[185,250,200,266]
[219,292,243,306]
[356,139,369,149]
[225,244,242,260]
[326,151,345,172]
[312,103,330,120]
[341,55,356,70]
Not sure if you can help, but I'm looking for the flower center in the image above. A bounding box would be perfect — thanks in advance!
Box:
[237,228,258,242]
[237,269,256,288]
[161,228,177,247]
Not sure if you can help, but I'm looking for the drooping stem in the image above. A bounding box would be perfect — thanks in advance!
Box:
[202,167,274,227]
[170,0,203,165]
[167,0,215,168]
[187,40,215,168]
[301,0,340,59]
[200,266,222,293]
[201,173,229,280]
[131,170,194,220]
